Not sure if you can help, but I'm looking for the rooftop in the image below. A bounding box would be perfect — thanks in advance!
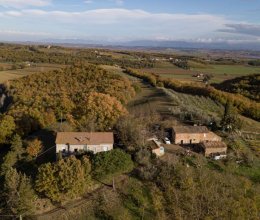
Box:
[56,132,114,145]
[200,141,227,149]
[173,126,209,134]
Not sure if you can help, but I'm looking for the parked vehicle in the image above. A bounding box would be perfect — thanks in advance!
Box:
[164,137,171,144]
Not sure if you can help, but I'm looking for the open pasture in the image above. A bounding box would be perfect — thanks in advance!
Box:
[141,61,260,83]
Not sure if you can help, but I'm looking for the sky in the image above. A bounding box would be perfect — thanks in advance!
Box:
[0,0,259,44]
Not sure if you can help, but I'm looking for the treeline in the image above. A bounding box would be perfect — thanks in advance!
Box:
[124,68,260,121]
[0,64,135,141]
[0,44,154,68]
[248,59,260,66]
[213,74,260,102]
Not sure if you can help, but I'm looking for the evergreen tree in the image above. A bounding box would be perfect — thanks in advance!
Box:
[221,101,242,132]
[1,135,24,175]
[4,168,35,215]
[10,134,24,159]
[92,149,134,181]
[0,114,15,144]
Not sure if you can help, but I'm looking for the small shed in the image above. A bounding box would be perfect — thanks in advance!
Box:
[147,138,165,157]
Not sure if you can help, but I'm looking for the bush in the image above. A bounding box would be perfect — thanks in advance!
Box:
[92,149,134,181]
[35,156,92,202]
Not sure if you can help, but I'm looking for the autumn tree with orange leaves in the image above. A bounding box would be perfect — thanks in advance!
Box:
[76,92,128,131]
[26,139,43,157]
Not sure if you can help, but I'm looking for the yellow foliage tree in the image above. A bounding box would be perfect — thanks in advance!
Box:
[26,139,43,157]
[77,92,128,131]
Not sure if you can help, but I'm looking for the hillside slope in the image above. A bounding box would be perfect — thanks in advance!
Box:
[213,74,260,101]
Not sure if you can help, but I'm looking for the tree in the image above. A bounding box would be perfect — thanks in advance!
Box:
[221,101,242,132]
[1,135,24,175]
[77,92,127,131]
[203,74,214,84]
[35,156,92,202]
[3,168,35,215]
[26,139,43,157]
[92,149,134,181]
[0,114,15,144]
[10,135,24,157]
[115,116,147,152]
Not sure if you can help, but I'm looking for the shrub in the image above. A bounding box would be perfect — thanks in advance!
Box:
[92,149,134,181]
[35,156,92,202]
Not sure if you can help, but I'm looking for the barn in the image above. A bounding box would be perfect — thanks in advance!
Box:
[172,126,222,145]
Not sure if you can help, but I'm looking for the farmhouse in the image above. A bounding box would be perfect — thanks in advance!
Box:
[56,132,114,155]
[172,126,222,145]
[199,141,227,158]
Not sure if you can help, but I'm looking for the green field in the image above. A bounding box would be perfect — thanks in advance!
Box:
[141,61,260,83]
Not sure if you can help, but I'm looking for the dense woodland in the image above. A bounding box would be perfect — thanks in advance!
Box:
[1,63,135,138]
[213,74,260,102]
[0,45,259,219]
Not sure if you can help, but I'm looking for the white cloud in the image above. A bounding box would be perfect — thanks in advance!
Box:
[114,0,124,5]
[0,0,51,8]
[84,0,93,4]
[84,0,124,5]
[0,8,257,42]
[218,23,260,37]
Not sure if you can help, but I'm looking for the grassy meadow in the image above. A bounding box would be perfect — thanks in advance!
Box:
[141,61,260,83]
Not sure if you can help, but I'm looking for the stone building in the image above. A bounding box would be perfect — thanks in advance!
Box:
[199,141,227,157]
[172,126,222,145]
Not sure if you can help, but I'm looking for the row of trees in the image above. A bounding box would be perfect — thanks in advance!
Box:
[124,68,260,121]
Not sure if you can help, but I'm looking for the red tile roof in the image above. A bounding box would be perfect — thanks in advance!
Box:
[56,132,114,145]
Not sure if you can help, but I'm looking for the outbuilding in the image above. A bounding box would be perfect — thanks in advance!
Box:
[199,141,227,158]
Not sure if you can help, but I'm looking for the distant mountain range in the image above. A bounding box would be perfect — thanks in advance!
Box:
[39,38,260,51]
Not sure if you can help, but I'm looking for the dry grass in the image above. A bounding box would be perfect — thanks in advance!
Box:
[0,63,65,83]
